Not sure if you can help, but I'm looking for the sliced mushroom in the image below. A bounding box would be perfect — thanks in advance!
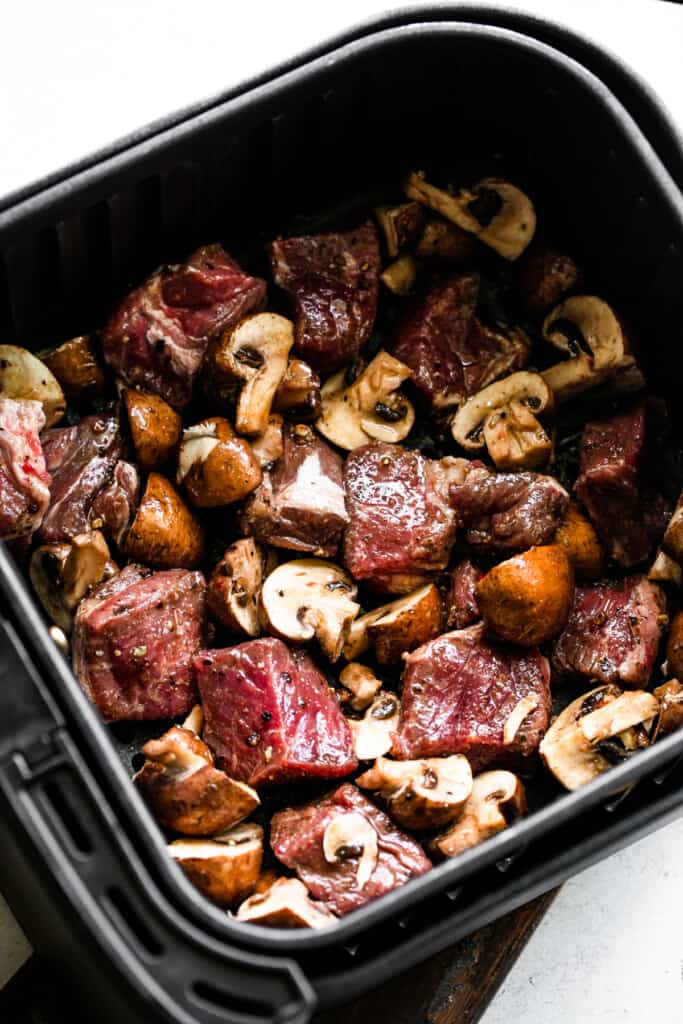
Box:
[123,387,183,471]
[183,704,204,735]
[316,350,415,451]
[404,173,536,260]
[134,724,260,836]
[374,201,425,258]
[380,253,419,296]
[338,663,383,712]
[342,584,442,662]
[451,371,552,470]
[541,296,643,402]
[207,538,273,637]
[357,755,472,831]
[236,877,336,928]
[40,335,106,399]
[169,823,263,908]
[539,685,660,791]
[250,414,284,468]
[430,771,527,859]
[322,811,379,888]
[415,216,473,263]
[653,681,683,739]
[177,417,262,508]
[0,344,66,427]
[348,692,400,761]
[205,313,294,436]
[661,492,683,566]
[29,531,116,632]
[260,558,359,661]
[273,359,321,422]
[124,472,205,569]
[649,548,682,588]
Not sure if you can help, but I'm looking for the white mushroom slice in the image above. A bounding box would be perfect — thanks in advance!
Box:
[338,663,382,712]
[342,584,442,663]
[182,704,204,735]
[649,548,681,588]
[451,371,552,470]
[539,685,660,791]
[380,253,419,295]
[236,877,336,928]
[503,695,542,745]
[29,531,116,632]
[169,823,263,908]
[404,173,536,260]
[357,755,472,831]
[430,771,527,858]
[316,350,415,451]
[208,538,272,637]
[250,414,284,468]
[322,812,379,889]
[0,344,66,427]
[260,559,359,661]
[348,692,400,761]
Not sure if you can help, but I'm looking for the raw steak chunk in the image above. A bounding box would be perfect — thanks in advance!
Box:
[195,638,357,787]
[552,575,665,688]
[0,398,50,540]
[103,244,266,408]
[38,408,139,545]
[72,564,205,721]
[391,272,529,410]
[343,442,468,592]
[267,221,380,373]
[450,466,568,556]
[241,424,347,557]
[394,624,551,770]
[270,783,431,916]
[574,402,669,568]
[444,559,483,631]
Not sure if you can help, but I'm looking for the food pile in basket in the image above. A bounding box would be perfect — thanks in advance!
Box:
[3,172,683,928]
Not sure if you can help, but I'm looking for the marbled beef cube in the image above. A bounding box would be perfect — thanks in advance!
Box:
[267,221,380,374]
[72,564,205,721]
[270,783,431,916]
[195,638,357,787]
[552,575,666,688]
[103,244,266,409]
[343,442,467,593]
[444,559,483,630]
[394,624,551,770]
[0,398,50,540]
[241,424,347,557]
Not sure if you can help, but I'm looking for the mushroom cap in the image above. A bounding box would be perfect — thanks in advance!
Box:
[260,558,359,661]
[177,417,262,508]
[652,680,683,739]
[207,538,269,637]
[451,371,551,452]
[554,502,605,580]
[40,335,106,400]
[357,754,473,830]
[0,344,66,427]
[542,295,626,369]
[236,877,336,928]
[347,691,401,761]
[666,609,683,680]
[343,583,442,663]
[29,531,116,633]
[123,472,205,569]
[273,359,321,422]
[169,823,263,908]
[430,770,527,858]
[123,387,182,471]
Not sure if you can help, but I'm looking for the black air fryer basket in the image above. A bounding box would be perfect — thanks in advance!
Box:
[2,7,683,1023]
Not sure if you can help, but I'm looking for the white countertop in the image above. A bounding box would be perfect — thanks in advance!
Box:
[2,2,683,1021]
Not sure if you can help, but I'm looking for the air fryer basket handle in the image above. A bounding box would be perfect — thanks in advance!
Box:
[0,604,315,1024]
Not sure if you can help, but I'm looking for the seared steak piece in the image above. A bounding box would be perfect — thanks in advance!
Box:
[270,783,431,916]
[552,575,665,688]
[391,272,529,410]
[267,221,380,373]
[574,402,669,568]
[72,564,205,721]
[38,408,140,545]
[450,466,568,555]
[394,624,551,770]
[444,559,483,630]
[103,244,266,408]
[344,442,468,593]
[195,638,357,787]
[0,398,50,540]
[241,424,347,557]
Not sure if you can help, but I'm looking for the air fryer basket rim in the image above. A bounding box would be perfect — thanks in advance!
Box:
[1,10,683,964]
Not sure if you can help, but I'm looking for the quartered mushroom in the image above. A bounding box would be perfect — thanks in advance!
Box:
[259,558,359,661]
[40,334,106,400]
[316,350,415,451]
[380,253,419,296]
[404,172,536,260]
[554,501,605,580]
[29,530,116,633]
[0,344,66,427]
[338,663,383,712]
[177,417,262,508]
[356,755,473,831]
[539,684,660,791]
[430,771,527,859]
[541,295,643,402]
[374,201,425,258]
[348,691,401,761]
[451,371,553,470]
[273,358,322,422]
[134,724,260,836]
[649,548,681,589]
[169,823,263,908]
[250,414,284,468]
[236,877,336,928]
[124,472,205,569]
[207,538,274,637]
[123,387,183,471]
[343,583,442,665]
[652,681,683,740]
[322,811,379,888]
[205,312,294,436]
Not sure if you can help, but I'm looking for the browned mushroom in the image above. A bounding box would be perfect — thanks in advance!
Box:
[207,538,274,637]
[343,584,442,663]
[430,771,527,858]
[124,472,205,569]
[357,755,472,830]
[236,877,336,928]
[273,359,321,422]
[40,335,106,399]
[29,531,117,632]
[169,823,263,908]
[123,387,183,471]
[177,417,262,508]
